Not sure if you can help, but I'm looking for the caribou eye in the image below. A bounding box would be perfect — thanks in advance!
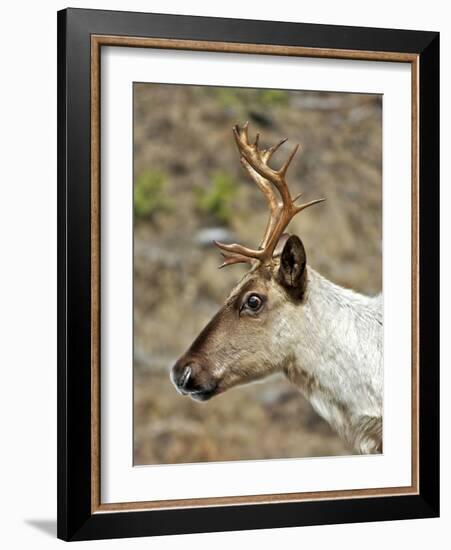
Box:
[247,295,261,309]
[242,293,264,314]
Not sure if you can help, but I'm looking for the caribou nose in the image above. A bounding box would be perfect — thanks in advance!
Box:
[171,360,194,394]
[178,365,192,389]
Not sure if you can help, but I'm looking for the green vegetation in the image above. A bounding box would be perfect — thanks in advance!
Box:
[209,87,289,113]
[194,171,238,225]
[259,89,289,107]
[134,170,172,221]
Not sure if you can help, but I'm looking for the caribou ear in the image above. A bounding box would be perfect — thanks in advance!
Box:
[273,233,290,257]
[277,235,307,299]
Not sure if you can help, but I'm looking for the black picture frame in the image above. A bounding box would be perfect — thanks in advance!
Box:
[57,7,439,542]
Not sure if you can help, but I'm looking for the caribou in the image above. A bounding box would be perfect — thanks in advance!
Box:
[171,123,383,454]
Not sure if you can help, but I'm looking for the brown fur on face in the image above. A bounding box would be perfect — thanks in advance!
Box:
[171,237,308,401]
[171,268,275,400]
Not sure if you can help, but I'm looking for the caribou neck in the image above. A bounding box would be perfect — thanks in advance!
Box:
[281,267,383,452]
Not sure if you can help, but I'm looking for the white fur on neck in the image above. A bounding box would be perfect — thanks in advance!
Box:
[273,267,383,453]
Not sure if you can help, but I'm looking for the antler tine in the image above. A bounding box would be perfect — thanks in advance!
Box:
[254,132,260,148]
[217,250,254,269]
[213,239,263,261]
[233,121,249,146]
[280,143,300,176]
[261,137,288,163]
[294,197,326,214]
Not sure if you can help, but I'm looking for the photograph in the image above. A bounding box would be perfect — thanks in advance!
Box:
[0,0,444,545]
[133,83,383,465]
[54,6,440,542]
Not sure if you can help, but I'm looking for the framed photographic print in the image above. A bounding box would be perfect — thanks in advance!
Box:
[57,8,439,541]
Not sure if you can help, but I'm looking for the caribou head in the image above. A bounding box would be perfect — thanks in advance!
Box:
[171,122,325,401]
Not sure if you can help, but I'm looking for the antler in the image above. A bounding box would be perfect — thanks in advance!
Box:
[215,122,325,268]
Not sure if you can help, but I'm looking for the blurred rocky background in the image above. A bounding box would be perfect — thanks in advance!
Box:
[133,83,382,465]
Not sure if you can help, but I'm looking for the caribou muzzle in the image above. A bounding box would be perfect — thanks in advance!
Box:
[171,357,219,401]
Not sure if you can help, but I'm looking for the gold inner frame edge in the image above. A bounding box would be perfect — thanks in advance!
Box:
[90,35,420,514]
